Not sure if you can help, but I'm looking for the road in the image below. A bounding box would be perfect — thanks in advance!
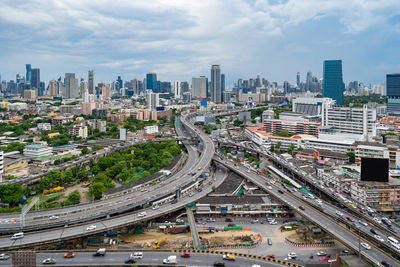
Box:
[214,158,398,267]
[0,251,286,266]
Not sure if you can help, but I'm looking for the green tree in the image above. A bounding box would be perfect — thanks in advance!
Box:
[345,151,356,164]
[0,184,24,206]
[1,142,25,153]
[233,120,242,127]
[270,144,275,152]
[204,125,211,134]
[88,182,106,200]
[81,147,89,155]
[276,142,281,150]
[66,190,81,205]
[288,144,295,155]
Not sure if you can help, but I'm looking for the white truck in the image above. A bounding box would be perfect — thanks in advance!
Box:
[163,255,177,264]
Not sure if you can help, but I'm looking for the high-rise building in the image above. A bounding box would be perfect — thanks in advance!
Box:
[296,72,300,87]
[221,73,225,92]
[26,64,32,83]
[146,91,159,109]
[323,60,344,105]
[387,73,400,115]
[173,81,181,99]
[211,65,221,103]
[117,76,123,91]
[146,73,158,92]
[88,70,95,94]
[80,80,88,97]
[64,73,79,99]
[48,80,58,96]
[306,70,312,91]
[180,81,189,94]
[192,76,207,98]
[31,68,40,89]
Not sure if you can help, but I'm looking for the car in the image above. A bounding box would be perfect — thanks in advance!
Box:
[266,254,275,258]
[299,206,305,210]
[181,252,191,258]
[222,254,235,261]
[0,253,10,260]
[251,219,259,223]
[389,215,398,220]
[373,217,382,224]
[361,242,371,250]
[152,205,159,210]
[269,220,277,225]
[267,238,272,245]
[49,215,59,220]
[346,216,354,222]
[197,188,202,192]
[341,249,350,254]
[227,223,236,227]
[358,220,368,227]
[189,192,194,197]
[206,218,216,222]
[86,225,96,231]
[131,252,143,259]
[359,209,366,214]
[42,258,57,264]
[336,210,344,216]
[319,257,331,261]
[380,260,392,267]
[370,228,378,235]
[334,189,341,194]
[138,212,147,218]
[374,235,384,242]
[267,186,273,190]
[278,189,284,194]
[287,252,297,259]
[64,251,75,258]
[125,257,136,264]
[213,261,225,267]
[225,218,232,222]
[176,218,184,223]
[317,251,327,256]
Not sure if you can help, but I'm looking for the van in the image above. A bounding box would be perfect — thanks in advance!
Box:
[163,255,177,264]
[93,248,106,256]
[387,236,399,244]
[11,232,24,240]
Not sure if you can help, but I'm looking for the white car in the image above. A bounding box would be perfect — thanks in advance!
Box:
[361,242,371,250]
[49,215,59,220]
[152,205,159,210]
[374,235,384,242]
[336,210,344,216]
[86,225,96,231]
[267,186,273,190]
[130,252,143,259]
[0,253,10,260]
[316,251,326,256]
[287,252,297,259]
[373,217,382,224]
[269,220,277,225]
[42,258,56,264]
[138,212,147,218]
[358,220,368,227]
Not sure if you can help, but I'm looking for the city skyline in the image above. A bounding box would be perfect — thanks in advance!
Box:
[0,0,399,85]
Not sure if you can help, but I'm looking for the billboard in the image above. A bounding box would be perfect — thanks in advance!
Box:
[361,158,389,182]
[200,100,207,107]
[156,106,165,111]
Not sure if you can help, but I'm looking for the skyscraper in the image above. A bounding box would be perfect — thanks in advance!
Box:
[48,80,58,96]
[306,70,312,91]
[387,74,400,115]
[88,70,95,94]
[323,60,344,105]
[146,91,159,109]
[26,64,32,83]
[192,76,207,98]
[221,73,225,92]
[146,73,158,92]
[64,73,79,99]
[31,68,40,89]
[211,65,221,103]
[117,76,123,91]
[296,72,300,87]
[173,81,181,99]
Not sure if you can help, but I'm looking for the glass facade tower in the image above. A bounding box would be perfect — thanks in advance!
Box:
[323,60,344,105]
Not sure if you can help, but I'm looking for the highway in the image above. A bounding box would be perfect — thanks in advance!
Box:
[0,251,285,266]
[219,140,400,249]
[214,158,398,267]
[186,207,201,249]
[0,120,200,230]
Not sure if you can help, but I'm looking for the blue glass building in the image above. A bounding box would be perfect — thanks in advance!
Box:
[387,73,400,115]
[26,64,31,82]
[323,60,344,105]
[146,73,158,93]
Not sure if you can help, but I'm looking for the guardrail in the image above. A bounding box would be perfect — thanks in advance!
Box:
[284,237,335,247]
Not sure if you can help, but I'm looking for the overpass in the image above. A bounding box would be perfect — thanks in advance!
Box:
[214,157,399,267]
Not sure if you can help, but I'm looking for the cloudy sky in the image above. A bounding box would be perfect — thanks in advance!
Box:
[1,0,400,86]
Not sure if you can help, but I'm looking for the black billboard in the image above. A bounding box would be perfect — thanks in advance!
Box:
[361,158,389,182]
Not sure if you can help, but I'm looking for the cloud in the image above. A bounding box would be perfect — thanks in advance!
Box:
[0,0,399,84]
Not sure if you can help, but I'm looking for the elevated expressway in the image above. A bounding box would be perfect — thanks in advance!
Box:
[0,111,221,250]
[214,158,399,267]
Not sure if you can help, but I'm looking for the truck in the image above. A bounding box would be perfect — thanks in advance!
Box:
[163,255,177,264]
[163,225,188,234]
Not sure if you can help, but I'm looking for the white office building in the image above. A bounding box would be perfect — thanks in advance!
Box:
[23,145,53,158]
[321,104,377,141]
[146,91,159,109]
[144,125,159,135]
[173,81,181,99]
[292,97,335,116]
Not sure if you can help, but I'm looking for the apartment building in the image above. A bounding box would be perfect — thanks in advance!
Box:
[264,119,319,137]
[321,104,377,141]
[23,145,53,158]
[245,126,301,150]
[68,124,88,139]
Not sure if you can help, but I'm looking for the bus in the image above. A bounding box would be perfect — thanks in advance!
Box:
[267,166,302,189]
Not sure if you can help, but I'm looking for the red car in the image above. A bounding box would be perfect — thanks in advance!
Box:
[334,189,341,194]
[346,216,354,222]
[181,252,191,258]
[359,209,366,214]
[299,206,305,210]
[227,223,236,227]
[267,254,275,259]
[319,257,330,261]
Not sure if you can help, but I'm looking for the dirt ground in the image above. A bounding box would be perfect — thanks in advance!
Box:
[5,165,41,178]
[118,230,258,250]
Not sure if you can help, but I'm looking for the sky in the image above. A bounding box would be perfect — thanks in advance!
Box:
[0,0,400,86]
